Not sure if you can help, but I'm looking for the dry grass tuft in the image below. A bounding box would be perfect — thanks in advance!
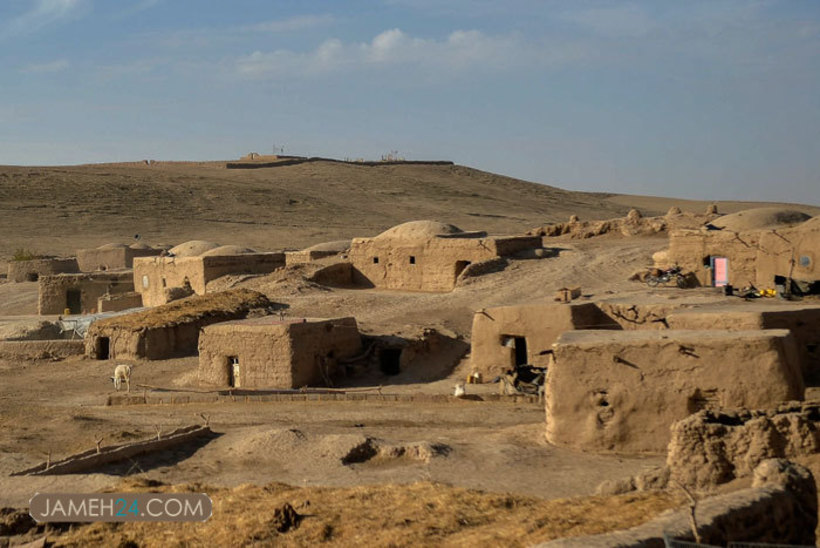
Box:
[92,289,271,331]
[51,480,685,547]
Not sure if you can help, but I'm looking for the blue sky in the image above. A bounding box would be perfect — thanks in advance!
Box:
[1,0,818,204]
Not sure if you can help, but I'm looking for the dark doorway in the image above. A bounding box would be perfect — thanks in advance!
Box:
[379,348,402,375]
[514,337,528,366]
[66,289,82,314]
[96,337,110,360]
[455,260,471,279]
[26,272,39,282]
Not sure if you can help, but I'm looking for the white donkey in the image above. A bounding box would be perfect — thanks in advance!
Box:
[111,364,132,392]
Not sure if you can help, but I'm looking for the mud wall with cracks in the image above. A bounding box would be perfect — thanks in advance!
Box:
[539,459,817,547]
[546,329,804,453]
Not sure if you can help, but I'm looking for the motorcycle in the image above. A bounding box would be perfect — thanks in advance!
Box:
[646,266,687,288]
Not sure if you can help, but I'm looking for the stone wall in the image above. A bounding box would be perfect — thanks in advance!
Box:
[546,329,804,453]
[7,258,78,283]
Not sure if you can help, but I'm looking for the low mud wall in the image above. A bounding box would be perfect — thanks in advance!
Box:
[107,390,541,406]
[12,425,212,476]
[539,459,816,547]
[0,340,84,360]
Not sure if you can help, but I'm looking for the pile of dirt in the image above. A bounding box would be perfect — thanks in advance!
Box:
[231,428,451,469]
[236,264,336,297]
[667,403,820,491]
[37,478,686,547]
[531,210,714,240]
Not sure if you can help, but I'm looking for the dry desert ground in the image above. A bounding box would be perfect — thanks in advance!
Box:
[1,160,819,546]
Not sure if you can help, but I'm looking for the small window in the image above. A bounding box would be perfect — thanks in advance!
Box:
[161,277,167,288]
[799,255,811,268]
[373,257,379,264]
[409,256,416,264]
[142,275,150,289]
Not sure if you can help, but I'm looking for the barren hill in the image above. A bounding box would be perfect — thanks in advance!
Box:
[1,160,817,265]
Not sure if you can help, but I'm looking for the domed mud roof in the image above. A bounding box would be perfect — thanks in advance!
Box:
[375,220,464,241]
[200,245,257,257]
[128,242,152,250]
[97,243,128,250]
[304,240,351,253]
[711,208,811,232]
[169,240,221,257]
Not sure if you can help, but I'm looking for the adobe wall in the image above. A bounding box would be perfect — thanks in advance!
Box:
[667,305,820,382]
[595,301,697,330]
[7,257,79,283]
[86,328,144,360]
[757,223,820,285]
[289,318,362,387]
[0,340,84,360]
[667,229,760,287]
[134,256,208,308]
[77,247,161,272]
[538,459,816,547]
[97,291,144,313]
[134,254,285,307]
[308,262,354,287]
[488,235,543,256]
[546,329,804,453]
[201,253,284,282]
[142,324,201,360]
[470,302,620,379]
[87,314,254,361]
[199,324,292,387]
[38,272,135,315]
[349,237,513,292]
[668,404,820,491]
[285,249,339,265]
[198,317,361,388]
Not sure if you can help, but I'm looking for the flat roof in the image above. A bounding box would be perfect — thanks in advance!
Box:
[556,328,792,346]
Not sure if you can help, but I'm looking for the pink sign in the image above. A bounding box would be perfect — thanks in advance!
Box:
[713,257,729,286]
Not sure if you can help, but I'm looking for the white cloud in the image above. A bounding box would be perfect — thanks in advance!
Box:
[243,14,335,33]
[2,0,87,37]
[20,59,70,73]
[236,28,549,79]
